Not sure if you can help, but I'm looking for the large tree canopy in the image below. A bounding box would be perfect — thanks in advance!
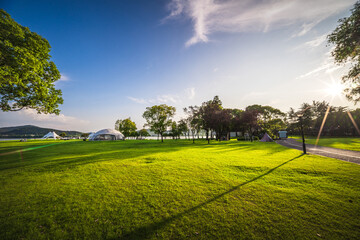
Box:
[115,118,137,139]
[142,104,176,142]
[328,1,360,103]
[0,9,63,114]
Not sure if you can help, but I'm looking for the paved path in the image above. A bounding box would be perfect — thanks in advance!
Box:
[276,138,360,165]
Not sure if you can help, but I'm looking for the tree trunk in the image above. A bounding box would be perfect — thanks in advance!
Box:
[161,133,163,143]
[249,128,253,142]
[206,129,210,144]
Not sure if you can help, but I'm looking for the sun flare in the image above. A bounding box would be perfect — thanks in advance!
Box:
[324,82,344,97]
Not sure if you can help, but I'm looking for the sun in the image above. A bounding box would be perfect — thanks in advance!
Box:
[324,82,344,97]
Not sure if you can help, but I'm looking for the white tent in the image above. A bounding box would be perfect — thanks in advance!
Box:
[88,129,124,141]
[260,133,273,142]
[41,131,61,140]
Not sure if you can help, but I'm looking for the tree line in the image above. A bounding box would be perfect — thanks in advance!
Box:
[115,96,360,143]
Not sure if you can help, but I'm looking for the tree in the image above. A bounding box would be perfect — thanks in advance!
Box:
[138,129,150,137]
[0,9,63,113]
[59,132,67,137]
[81,133,90,138]
[170,121,181,139]
[287,101,360,137]
[177,119,189,139]
[230,108,244,136]
[241,109,259,142]
[328,1,360,102]
[199,96,223,143]
[142,104,176,142]
[184,105,202,143]
[115,118,137,139]
[246,104,286,139]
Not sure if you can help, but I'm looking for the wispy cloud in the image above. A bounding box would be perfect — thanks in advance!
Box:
[292,18,325,38]
[290,33,329,52]
[296,50,344,80]
[304,34,328,48]
[19,108,87,123]
[127,97,148,104]
[185,87,195,99]
[165,0,355,47]
[10,108,90,131]
[128,95,180,105]
[59,73,70,81]
[128,88,196,105]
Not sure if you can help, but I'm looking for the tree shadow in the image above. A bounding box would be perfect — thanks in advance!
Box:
[119,154,304,239]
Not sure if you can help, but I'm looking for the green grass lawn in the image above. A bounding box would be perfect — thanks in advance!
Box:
[0,139,359,239]
[291,136,360,151]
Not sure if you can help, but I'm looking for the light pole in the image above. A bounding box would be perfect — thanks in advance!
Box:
[298,114,307,154]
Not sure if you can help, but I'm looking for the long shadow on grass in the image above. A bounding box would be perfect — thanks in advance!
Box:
[119,154,303,239]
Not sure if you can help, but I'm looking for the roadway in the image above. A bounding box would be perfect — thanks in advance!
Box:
[276,138,360,165]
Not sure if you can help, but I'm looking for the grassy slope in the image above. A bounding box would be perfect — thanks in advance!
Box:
[291,136,360,151]
[0,140,359,239]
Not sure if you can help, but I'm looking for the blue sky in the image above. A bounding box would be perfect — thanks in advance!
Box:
[0,0,358,132]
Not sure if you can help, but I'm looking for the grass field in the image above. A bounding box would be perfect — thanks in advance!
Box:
[292,136,360,151]
[0,139,359,239]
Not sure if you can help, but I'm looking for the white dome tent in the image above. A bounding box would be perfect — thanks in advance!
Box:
[42,131,61,140]
[88,129,124,141]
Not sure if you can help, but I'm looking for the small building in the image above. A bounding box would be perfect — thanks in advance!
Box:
[279,131,287,139]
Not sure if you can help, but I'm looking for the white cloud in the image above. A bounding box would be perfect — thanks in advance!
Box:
[292,18,325,37]
[59,73,70,81]
[156,95,180,104]
[165,0,355,47]
[296,50,344,80]
[128,87,196,105]
[128,94,180,105]
[0,108,91,131]
[304,34,328,48]
[19,108,87,123]
[127,97,148,104]
[185,87,195,99]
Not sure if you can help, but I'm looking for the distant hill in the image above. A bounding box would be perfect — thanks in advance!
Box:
[0,125,83,138]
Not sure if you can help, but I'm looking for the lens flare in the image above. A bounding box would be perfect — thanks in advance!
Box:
[324,82,344,97]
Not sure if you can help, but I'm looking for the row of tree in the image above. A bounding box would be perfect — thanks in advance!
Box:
[115,97,360,143]
[287,101,360,137]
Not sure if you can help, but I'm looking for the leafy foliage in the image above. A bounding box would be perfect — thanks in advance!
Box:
[0,9,63,113]
[246,104,286,139]
[115,118,137,139]
[287,100,360,137]
[328,1,360,102]
[59,132,67,137]
[142,104,176,142]
[138,129,150,137]
[177,119,189,138]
